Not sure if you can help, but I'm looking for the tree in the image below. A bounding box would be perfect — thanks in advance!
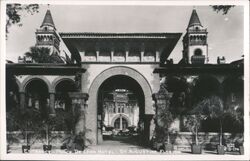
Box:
[185,99,208,146]
[211,5,235,15]
[6,4,39,36]
[185,115,203,146]
[154,84,174,144]
[7,107,42,148]
[197,96,225,146]
[157,106,174,144]
[25,46,64,63]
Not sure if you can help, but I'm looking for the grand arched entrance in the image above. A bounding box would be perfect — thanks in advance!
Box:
[87,66,154,145]
[97,75,144,144]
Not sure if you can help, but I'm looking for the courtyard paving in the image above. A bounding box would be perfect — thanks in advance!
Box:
[8,136,241,155]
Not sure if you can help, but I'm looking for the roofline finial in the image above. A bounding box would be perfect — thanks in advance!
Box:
[47,4,50,9]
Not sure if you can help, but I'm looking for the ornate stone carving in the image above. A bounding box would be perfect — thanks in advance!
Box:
[74,72,82,91]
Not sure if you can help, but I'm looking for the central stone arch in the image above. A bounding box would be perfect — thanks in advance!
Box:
[86,66,154,145]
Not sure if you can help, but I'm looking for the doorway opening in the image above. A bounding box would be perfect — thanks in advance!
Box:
[97,75,145,145]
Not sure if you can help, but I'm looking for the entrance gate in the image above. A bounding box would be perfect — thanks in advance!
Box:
[87,66,155,145]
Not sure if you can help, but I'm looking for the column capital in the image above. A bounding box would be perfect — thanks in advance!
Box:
[68,92,89,98]
[68,92,89,100]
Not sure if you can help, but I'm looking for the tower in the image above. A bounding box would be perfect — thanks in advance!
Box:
[182,9,208,64]
[35,9,60,55]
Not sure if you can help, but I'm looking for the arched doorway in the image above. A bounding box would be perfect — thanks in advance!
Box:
[25,79,49,117]
[193,75,221,132]
[54,79,77,131]
[97,75,144,143]
[55,79,76,111]
[222,76,244,133]
[114,117,128,130]
[6,76,20,112]
[87,66,153,145]
[193,75,221,103]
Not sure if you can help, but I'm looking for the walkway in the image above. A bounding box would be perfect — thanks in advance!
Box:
[8,136,242,155]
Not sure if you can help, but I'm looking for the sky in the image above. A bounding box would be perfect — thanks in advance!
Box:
[6,4,244,63]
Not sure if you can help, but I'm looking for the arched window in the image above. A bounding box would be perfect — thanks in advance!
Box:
[194,48,202,56]
[121,105,124,113]
[118,106,121,113]
[114,117,128,130]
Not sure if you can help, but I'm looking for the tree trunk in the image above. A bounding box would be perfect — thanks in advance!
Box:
[25,123,28,146]
[46,124,49,145]
[167,133,170,144]
[25,130,28,146]
[219,120,223,146]
[195,125,198,145]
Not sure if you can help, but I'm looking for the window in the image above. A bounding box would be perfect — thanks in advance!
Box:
[194,48,202,56]
[121,106,124,113]
[118,106,121,113]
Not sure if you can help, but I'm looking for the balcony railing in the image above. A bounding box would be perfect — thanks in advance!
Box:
[36,29,54,33]
[189,41,207,46]
[188,29,207,33]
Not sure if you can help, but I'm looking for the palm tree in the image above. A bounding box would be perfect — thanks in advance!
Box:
[195,96,224,146]
[25,46,64,63]
[25,47,51,63]
[203,96,224,146]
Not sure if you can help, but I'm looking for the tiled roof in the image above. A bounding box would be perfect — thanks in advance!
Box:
[41,9,55,28]
[188,9,202,28]
[59,32,181,39]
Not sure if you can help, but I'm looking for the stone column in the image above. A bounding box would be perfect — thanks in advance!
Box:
[81,51,85,61]
[153,84,172,118]
[120,115,122,130]
[140,51,144,62]
[155,50,160,62]
[68,92,89,135]
[49,92,56,116]
[152,84,173,144]
[111,50,114,62]
[125,51,129,62]
[96,51,100,62]
[144,114,154,146]
[19,92,26,110]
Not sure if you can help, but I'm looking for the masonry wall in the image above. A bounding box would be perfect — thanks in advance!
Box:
[81,63,160,145]
[81,64,160,94]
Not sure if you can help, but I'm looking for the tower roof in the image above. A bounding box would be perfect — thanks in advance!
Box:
[40,9,55,29]
[188,9,202,28]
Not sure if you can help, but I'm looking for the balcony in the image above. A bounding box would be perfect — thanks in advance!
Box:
[188,29,207,33]
[190,41,207,46]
